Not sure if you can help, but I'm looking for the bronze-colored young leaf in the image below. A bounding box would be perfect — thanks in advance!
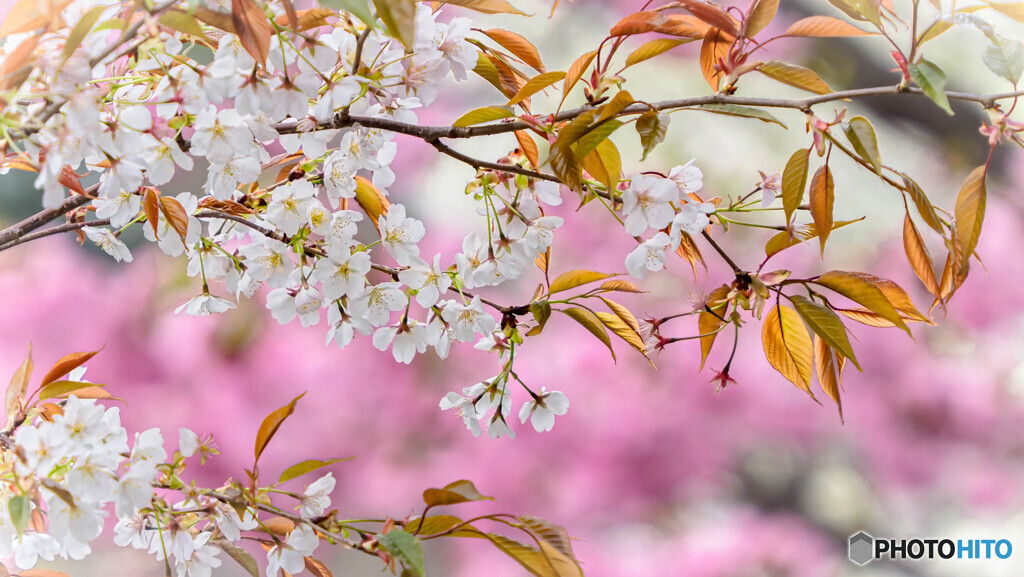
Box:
[814,336,844,422]
[574,119,622,159]
[143,188,161,239]
[254,392,307,467]
[422,479,495,506]
[583,138,622,193]
[548,270,614,295]
[405,515,482,537]
[675,231,706,278]
[696,103,786,127]
[518,516,578,561]
[561,307,615,361]
[515,130,541,168]
[37,380,106,403]
[596,312,646,357]
[355,176,390,231]
[789,294,860,370]
[600,280,644,293]
[745,0,779,37]
[0,34,39,91]
[561,50,597,103]
[231,0,274,65]
[452,105,515,127]
[159,196,190,243]
[783,15,873,37]
[158,9,211,43]
[56,386,123,403]
[372,0,417,51]
[809,166,834,256]
[843,116,882,174]
[485,533,582,577]
[903,212,939,295]
[762,304,816,399]
[635,110,668,160]
[954,165,987,263]
[827,0,882,26]
[757,60,832,94]
[508,71,566,106]
[699,26,732,92]
[699,284,730,370]
[678,0,739,35]
[482,28,544,71]
[194,7,236,33]
[814,270,911,334]
[781,148,810,223]
[438,0,529,15]
[625,38,694,68]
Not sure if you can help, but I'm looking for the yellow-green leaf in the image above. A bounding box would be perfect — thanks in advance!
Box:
[635,110,668,161]
[909,58,953,115]
[746,0,779,36]
[758,60,832,94]
[781,148,810,224]
[597,90,635,124]
[372,0,417,51]
[901,173,945,234]
[954,165,987,263]
[37,380,105,402]
[814,270,911,334]
[696,103,786,127]
[625,38,695,68]
[548,270,614,294]
[159,9,211,42]
[561,307,615,361]
[438,0,529,15]
[699,285,730,370]
[377,530,424,577]
[762,304,816,399]
[843,116,881,174]
[63,5,107,59]
[279,457,354,484]
[814,336,844,422]
[355,176,390,231]
[784,15,873,37]
[508,71,566,106]
[789,294,860,370]
[453,105,515,127]
[5,344,31,424]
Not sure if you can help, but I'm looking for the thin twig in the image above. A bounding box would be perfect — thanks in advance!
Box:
[0,219,110,252]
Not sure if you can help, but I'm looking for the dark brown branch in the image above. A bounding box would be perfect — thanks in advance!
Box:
[0,219,110,252]
[0,187,96,248]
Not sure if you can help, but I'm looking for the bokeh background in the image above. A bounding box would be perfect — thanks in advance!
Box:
[2,0,1024,575]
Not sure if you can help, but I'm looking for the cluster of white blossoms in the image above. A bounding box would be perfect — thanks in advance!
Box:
[4,0,710,438]
[621,161,713,279]
[1,370,340,576]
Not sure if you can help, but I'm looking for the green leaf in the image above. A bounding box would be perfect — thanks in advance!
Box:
[507,71,566,106]
[900,173,944,234]
[530,300,552,333]
[216,539,260,577]
[158,9,211,42]
[843,116,881,174]
[781,148,809,223]
[909,58,953,115]
[624,38,695,68]
[63,5,107,59]
[764,218,863,257]
[279,457,354,484]
[757,60,832,94]
[405,515,484,538]
[372,0,416,51]
[319,0,376,27]
[635,110,668,161]
[984,34,1024,85]
[9,495,30,536]
[573,120,622,161]
[827,0,881,26]
[422,479,494,506]
[561,307,615,361]
[696,103,787,127]
[789,295,861,370]
[437,0,529,15]
[378,530,425,577]
[548,270,615,294]
[37,380,104,402]
[452,105,515,127]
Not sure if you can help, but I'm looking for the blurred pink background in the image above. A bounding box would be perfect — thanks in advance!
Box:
[4,1,1024,576]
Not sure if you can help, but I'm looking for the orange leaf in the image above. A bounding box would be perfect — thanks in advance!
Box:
[678,0,739,35]
[0,34,39,91]
[784,15,873,37]
[814,336,844,423]
[39,349,100,388]
[809,166,834,256]
[483,28,544,72]
[903,212,939,295]
[515,130,540,169]
[254,392,306,467]
[699,27,732,92]
[159,196,190,243]
[954,165,987,264]
[143,189,161,239]
[562,50,597,102]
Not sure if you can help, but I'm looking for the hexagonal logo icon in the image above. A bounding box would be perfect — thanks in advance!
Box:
[849,532,874,566]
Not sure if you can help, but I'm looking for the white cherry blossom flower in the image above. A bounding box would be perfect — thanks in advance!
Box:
[625,232,672,279]
[312,248,371,300]
[322,151,358,206]
[299,473,336,518]
[397,254,450,307]
[668,159,704,195]
[378,204,425,265]
[671,200,716,238]
[83,227,133,263]
[266,525,318,577]
[441,296,496,342]
[190,106,253,164]
[93,189,140,228]
[353,282,409,327]
[373,321,430,363]
[174,293,236,316]
[266,180,317,235]
[326,303,373,349]
[518,388,570,433]
[621,174,678,236]
[140,135,193,185]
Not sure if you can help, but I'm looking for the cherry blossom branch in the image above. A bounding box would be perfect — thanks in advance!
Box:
[0,186,96,248]
[0,219,109,252]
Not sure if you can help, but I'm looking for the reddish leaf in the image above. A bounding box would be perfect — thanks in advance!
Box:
[231,0,273,65]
